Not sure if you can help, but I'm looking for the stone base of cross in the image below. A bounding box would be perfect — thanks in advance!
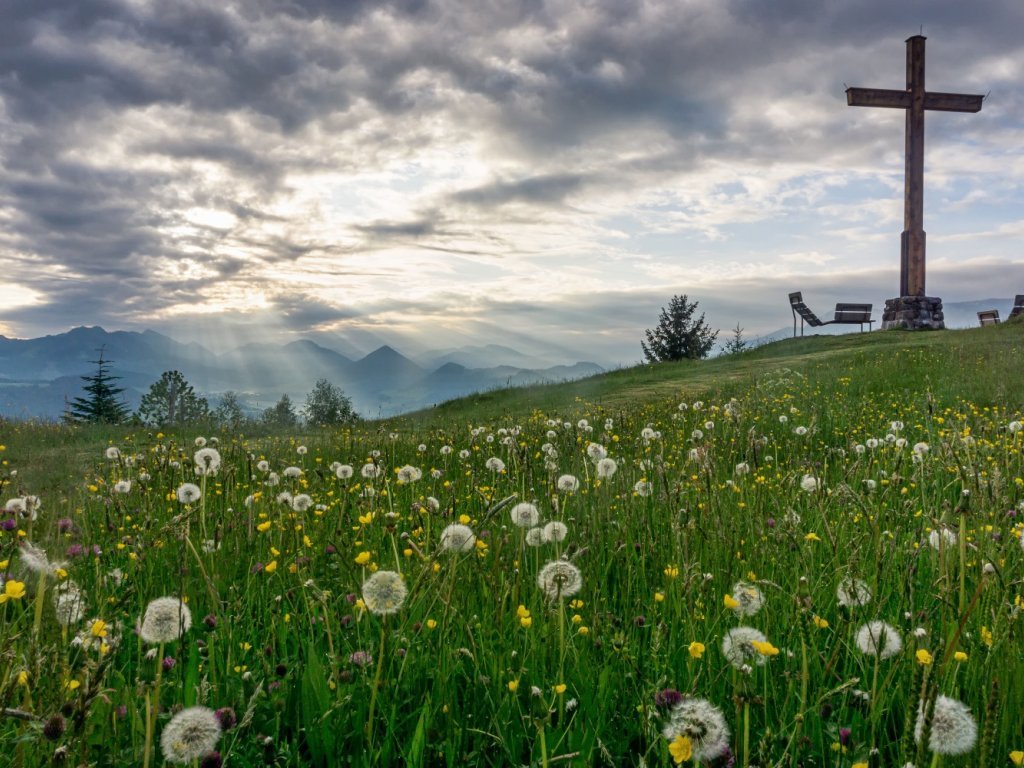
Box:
[881,295,944,330]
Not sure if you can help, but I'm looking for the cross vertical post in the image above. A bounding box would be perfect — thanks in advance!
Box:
[846,36,984,329]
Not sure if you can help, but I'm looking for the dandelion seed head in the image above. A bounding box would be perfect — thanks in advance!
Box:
[543,521,568,543]
[105,447,121,460]
[662,697,731,763]
[361,570,407,616]
[113,480,132,494]
[194,448,222,476]
[556,475,579,493]
[484,457,505,473]
[927,528,957,550]
[140,597,192,644]
[837,577,872,607]
[525,527,545,547]
[586,443,607,461]
[855,621,903,659]
[439,524,476,553]
[729,581,765,618]
[537,560,582,600]
[291,494,313,512]
[509,503,540,528]
[176,483,202,504]
[335,464,354,480]
[722,626,769,669]
[915,695,977,756]
[596,457,618,479]
[283,466,302,479]
[160,706,221,764]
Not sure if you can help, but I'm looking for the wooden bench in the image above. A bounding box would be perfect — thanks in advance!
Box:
[789,292,874,337]
[978,309,1000,326]
[1009,294,1024,320]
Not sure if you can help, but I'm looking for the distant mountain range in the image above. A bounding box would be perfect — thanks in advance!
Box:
[0,327,604,420]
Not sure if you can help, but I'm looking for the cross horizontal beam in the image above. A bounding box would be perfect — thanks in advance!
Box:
[846,87,983,113]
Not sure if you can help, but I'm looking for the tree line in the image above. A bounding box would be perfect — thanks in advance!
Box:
[64,349,358,428]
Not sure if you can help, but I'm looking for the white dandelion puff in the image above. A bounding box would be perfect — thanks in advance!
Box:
[361,570,408,616]
[542,521,568,543]
[596,457,618,479]
[397,465,423,483]
[484,457,506,473]
[537,560,582,600]
[837,577,872,608]
[509,503,540,528]
[525,527,545,547]
[140,597,192,644]
[176,483,202,504]
[927,528,957,550]
[729,581,765,618]
[335,464,354,480]
[662,697,731,763]
[800,474,820,493]
[193,448,221,476]
[439,524,476,553]
[854,621,903,659]
[915,695,977,756]
[722,626,769,669]
[160,706,222,764]
[556,475,579,493]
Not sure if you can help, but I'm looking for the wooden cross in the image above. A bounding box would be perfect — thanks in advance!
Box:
[847,36,983,297]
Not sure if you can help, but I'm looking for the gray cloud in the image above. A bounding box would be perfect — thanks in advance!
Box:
[1,0,1021,363]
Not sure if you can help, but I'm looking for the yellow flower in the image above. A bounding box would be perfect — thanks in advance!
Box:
[90,620,108,638]
[507,680,519,692]
[0,579,26,603]
[520,616,533,629]
[264,560,278,574]
[804,532,821,542]
[516,604,531,618]
[0,560,7,570]
[812,615,829,629]
[577,626,589,635]
[915,649,933,665]
[723,594,740,610]
[688,641,705,659]
[64,679,80,691]
[354,551,372,565]
[654,592,665,603]
[16,670,28,686]
[256,521,272,532]
[553,683,567,695]
[852,762,869,768]
[668,735,693,763]
[953,651,968,662]
[751,640,780,657]
[426,619,437,630]
[358,512,374,525]
[980,626,993,647]
[663,565,679,579]
[458,514,472,525]
[1009,750,1024,766]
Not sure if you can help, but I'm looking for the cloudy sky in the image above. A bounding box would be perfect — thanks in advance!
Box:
[1,0,1022,365]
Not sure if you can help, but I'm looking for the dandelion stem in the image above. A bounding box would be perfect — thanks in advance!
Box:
[365,617,387,751]
[742,699,751,768]
[31,571,46,640]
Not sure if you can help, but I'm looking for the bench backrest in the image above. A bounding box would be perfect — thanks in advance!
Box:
[978,309,1000,326]
[789,292,823,326]
[1010,294,1024,319]
[834,303,872,322]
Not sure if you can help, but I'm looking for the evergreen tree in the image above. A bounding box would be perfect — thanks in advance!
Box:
[722,323,749,355]
[641,295,718,362]
[65,348,130,424]
[212,391,248,430]
[136,370,209,427]
[303,379,356,426]
[262,394,298,428]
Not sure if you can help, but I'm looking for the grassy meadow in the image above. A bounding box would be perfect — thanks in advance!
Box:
[1,322,1023,767]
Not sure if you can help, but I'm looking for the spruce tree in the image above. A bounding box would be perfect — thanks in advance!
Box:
[65,348,130,424]
[641,295,718,362]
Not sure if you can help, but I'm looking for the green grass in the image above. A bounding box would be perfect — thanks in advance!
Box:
[1,322,1022,767]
